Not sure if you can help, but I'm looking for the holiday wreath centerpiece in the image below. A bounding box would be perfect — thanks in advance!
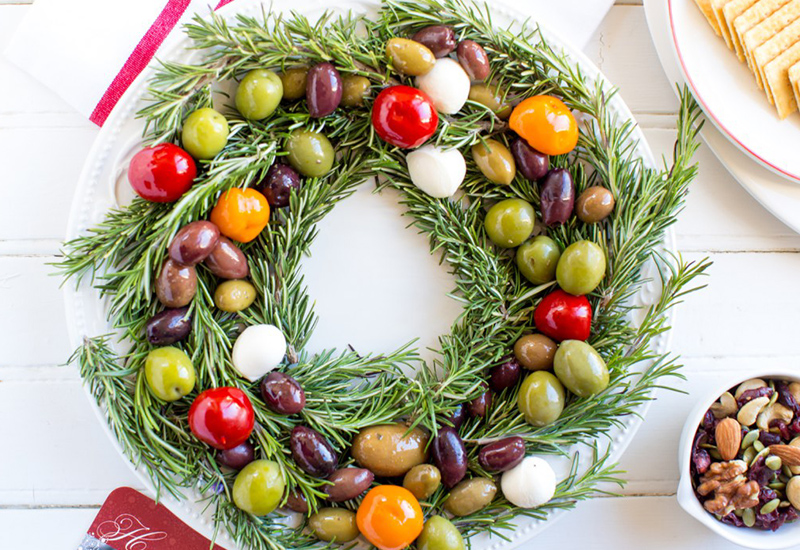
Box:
[60,0,710,548]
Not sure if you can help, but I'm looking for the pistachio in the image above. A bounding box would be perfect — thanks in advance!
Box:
[757,402,794,432]
[761,498,781,515]
[737,396,770,427]
[711,391,738,419]
[742,429,760,450]
[735,379,767,399]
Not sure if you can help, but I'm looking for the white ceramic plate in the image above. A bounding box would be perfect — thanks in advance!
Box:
[646,0,800,235]
[667,0,800,184]
[64,0,673,547]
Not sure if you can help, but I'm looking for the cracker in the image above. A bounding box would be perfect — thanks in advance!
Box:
[763,40,800,117]
[789,60,800,108]
[713,0,738,48]
[754,16,800,104]
[695,0,723,34]
[733,0,792,62]
[723,0,760,60]
[742,0,800,88]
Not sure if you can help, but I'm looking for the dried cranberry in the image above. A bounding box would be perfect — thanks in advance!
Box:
[737,387,774,408]
[719,512,745,528]
[756,509,783,531]
[691,431,711,475]
[790,418,800,436]
[759,430,782,447]
[777,383,800,416]
[770,419,792,441]
[748,456,777,487]
[759,486,778,504]
[702,409,717,432]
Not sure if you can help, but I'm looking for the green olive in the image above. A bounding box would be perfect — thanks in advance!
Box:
[386,38,436,76]
[280,67,308,101]
[232,460,285,516]
[515,236,561,285]
[468,83,511,119]
[351,424,429,477]
[285,130,335,178]
[308,507,359,543]
[443,478,497,517]
[403,464,442,500]
[471,138,516,185]
[235,69,283,120]
[214,280,257,312]
[555,240,606,296]
[553,340,609,398]
[514,334,557,371]
[340,75,371,107]
[417,516,466,550]
[484,198,535,248]
[517,371,565,427]
[182,107,229,160]
[144,346,195,402]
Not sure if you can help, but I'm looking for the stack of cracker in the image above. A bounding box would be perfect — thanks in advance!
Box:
[694,0,800,118]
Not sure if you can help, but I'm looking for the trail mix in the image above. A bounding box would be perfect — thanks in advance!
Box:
[692,378,800,530]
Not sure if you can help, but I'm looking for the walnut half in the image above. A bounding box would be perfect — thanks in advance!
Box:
[697,460,760,515]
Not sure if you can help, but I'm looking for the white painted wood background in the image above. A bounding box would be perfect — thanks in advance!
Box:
[3,0,800,548]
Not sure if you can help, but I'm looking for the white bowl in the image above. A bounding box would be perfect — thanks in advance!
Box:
[677,368,800,549]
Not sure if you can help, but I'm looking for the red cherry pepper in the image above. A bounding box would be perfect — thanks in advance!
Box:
[128,143,197,203]
[188,387,254,450]
[371,85,438,149]
[534,290,592,342]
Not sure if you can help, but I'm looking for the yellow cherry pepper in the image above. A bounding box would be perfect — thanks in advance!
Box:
[509,95,579,157]
[210,188,270,243]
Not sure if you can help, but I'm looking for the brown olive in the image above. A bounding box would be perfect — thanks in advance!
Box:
[467,387,492,418]
[214,280,256,313]
[340,75,371,108]
[155,259,197,308]
[471,138,516,185]
[478,437,525,472]
[511,139,549,181]
[284,490,309,514]
[324,468,374,502]
[306,63,343,118]
[280,67,308,101]
[351,424,429,477]
[403,464,442,500]
[431,426,467,488]
[489,358,521,392]
[443,478,497,516]
[290,426,338,478]
[260,371,305,415]
[168,221,220,266]
[576,186,615,223]
[308,508,359,543]
[540,169,575,226]
[468,83,510,119]
[205,236,249,279]
[456,40,490,80]
[386,38,436,76]
[145,307,191,346]
[514,334,557,371]
[218,441,255,470]
[412,25,456,58]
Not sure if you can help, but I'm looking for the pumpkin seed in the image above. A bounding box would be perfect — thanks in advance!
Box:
[734,508,744,517]
[753,440,765,453]
[761,498,781,515]
[709,449,723,460]
[767,455,783,471]
[742,430,760,450]
[743,508,756,527]
[751,447,770,466]
[769,482,787,491]
[743,446,757,464]
[780,501,792,508]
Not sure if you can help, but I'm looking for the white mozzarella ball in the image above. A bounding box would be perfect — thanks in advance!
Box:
[416,58,470,115]
[501,456,557,508]
[406,145,466,198]
[232,324,287,382]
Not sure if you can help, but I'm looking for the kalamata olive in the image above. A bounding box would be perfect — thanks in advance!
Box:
[284,490,309,514]
[514,334,557,371]
[280,67,308,101]
[218,441,255,470]
[403,464,442,500]
[351,424,429,477]
[478,436,525,472]
[441,403,466,430]
[412,25,456,58]
[323,468,374,502]
[467,388,492,418]
[456,40,490,80]
[308,508,359,543]
[145,307,191,346]
[205,236,249,279]
[340,75,371,107]
[257,164,301,209]
[576,186,615,223]
[489,358,521,392]
[386,38,436,76]
[468,83,510,119]
[214,280,257,312]
[155,259,197,308]
[306,63,342,118]
[443,478,497,516]
[431,426,467,488]
[168,221,220,266]
[511,139,549,181]
[290,426,338,477]
[471,138,516,185]
[260,372,305,415]
[539,168,575,226]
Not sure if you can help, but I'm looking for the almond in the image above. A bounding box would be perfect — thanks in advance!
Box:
[715,418,742,461]
[769,445,800,467]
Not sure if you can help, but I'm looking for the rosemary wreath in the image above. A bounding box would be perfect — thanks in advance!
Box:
[60,0,710,548]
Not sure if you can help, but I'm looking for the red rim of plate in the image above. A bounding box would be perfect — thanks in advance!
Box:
[668,0,800,184]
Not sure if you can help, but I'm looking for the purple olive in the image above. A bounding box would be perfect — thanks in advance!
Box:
[478,437,525,472]
[457,40,490,81]
[145,307,191,346]
[260,372,306,415]
[290,426,338,477]
[511,139,549,181]
[467,387,492,418]
[489,358,521,393]
[412,25,456,58]
[258,164,301,209]
[168,221,220,266]
[217,441,255,470]
[431,426,468,488]
[285,490,309,514]
[539,168,575,226]
[324,468,374,502]
[204,236,249,279]
[441,403,467,431]
[306,63,343,118]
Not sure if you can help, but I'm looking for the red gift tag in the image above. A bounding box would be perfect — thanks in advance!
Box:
[78,487,227,550]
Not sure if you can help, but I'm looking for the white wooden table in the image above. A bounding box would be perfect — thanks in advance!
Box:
[4,1,800,548]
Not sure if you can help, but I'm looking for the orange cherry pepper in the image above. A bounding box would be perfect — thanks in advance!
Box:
[509,95,579,156]
[356,486,423,550]
[210,188,270,243]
